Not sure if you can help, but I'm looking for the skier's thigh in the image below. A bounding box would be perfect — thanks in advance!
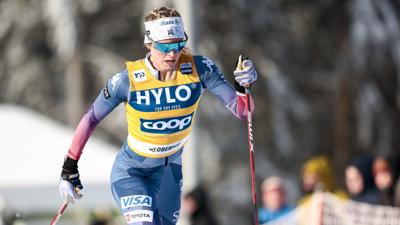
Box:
[112,176,162,225]
[157,163,183,225]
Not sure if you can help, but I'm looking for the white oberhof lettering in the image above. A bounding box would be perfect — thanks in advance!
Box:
[150,88,163,105]
[136,91,149,105]
[175,85,191,102]
[165,88,176,103]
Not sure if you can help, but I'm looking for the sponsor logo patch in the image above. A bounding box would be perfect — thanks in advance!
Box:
[124,210,153,224]
[180,63,192,75]
[140,113,193,134]
[121,195,152,209]
[202,56,221,74]
[168,29,174,36]
[129,82,201,112]
[161,20,176,26]
[133,69,146,82]
[149,143,180,153]
[173,210,180,222]
[103,84,110,99]
[111,73,121,91]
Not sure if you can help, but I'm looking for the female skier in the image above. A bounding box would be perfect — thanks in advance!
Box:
[58,6,257,225]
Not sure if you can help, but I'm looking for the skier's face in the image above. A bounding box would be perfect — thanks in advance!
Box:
[149,38,184,73]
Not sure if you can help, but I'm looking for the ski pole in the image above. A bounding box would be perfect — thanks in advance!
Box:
[245,86,259,225]
[237,55,259,225]
[50,201,69,225]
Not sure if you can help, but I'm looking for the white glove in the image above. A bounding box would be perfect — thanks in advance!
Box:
[58,179,82,204]
[234,56,257,87]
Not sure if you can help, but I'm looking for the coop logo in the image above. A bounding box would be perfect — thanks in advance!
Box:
[133,69,146,82]
[141,113,193,134]
[121,195,152,209]
[124,210,153,224]
[180,63,192,75]
[130,83,201,112]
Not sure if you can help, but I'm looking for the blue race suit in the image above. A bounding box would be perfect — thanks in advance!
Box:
[67,53,254,225]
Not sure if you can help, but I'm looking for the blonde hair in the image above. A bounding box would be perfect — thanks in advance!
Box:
[144,6,191,55]
[144,6,181,22]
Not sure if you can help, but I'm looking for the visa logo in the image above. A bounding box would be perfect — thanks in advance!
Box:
[121,195,152,209]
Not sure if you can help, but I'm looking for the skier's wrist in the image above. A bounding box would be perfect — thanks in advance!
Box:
[62,156,79,175]
[234,81,246,94]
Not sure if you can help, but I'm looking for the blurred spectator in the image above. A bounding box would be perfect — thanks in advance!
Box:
[298,155,347,205]
[90,208,112,225]
[388,154,400,207]
[372,156,395,206]
[2,212,24,225]
[258,176,294,224]
[345,155,380,204]
[395,178,400,207]
[183,186,218,225]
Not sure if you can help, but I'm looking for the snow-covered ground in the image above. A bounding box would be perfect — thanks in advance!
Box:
[0,104,118,213]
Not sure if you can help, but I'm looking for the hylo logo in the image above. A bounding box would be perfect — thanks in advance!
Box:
[133,70,146,82]
[121,195,152,209]
[136,85,192,105]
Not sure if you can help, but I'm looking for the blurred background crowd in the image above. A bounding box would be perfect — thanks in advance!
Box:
[1,0,400,224]
[258,154,400,225]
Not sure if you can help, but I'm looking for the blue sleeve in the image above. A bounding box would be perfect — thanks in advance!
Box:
[193,55,237,106]
[92,70,129,121]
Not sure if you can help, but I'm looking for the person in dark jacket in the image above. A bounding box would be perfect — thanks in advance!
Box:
[183,186,218,225]
[345,155,380,204]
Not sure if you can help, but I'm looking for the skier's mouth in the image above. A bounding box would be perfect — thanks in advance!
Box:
[164,59,176,64]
